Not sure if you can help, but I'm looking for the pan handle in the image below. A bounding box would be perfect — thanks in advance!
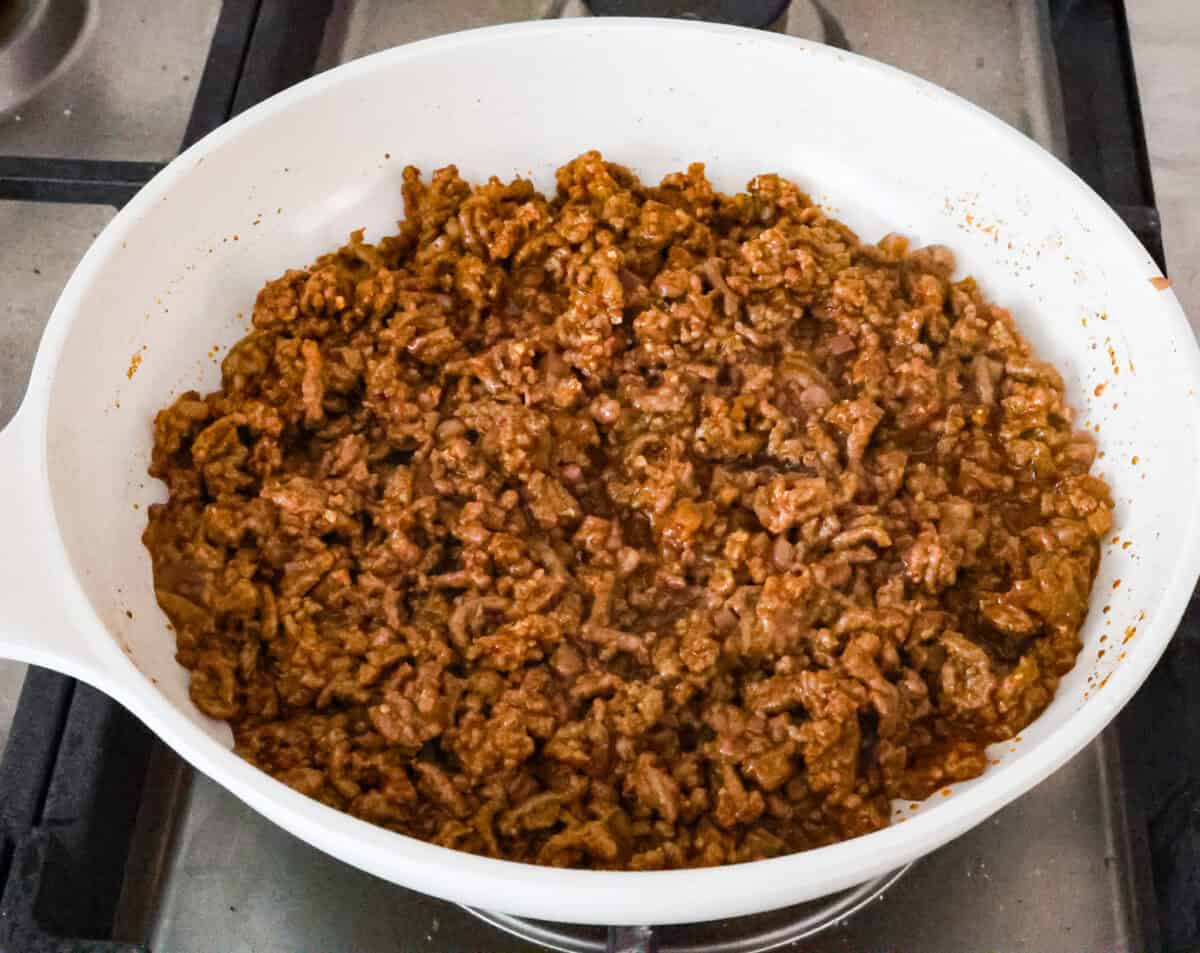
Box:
[0,406,112,688]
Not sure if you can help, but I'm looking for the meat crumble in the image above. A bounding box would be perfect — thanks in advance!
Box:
[143,153,1112,870]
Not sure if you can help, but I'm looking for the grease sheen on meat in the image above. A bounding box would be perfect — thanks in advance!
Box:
[143,153,1112,870]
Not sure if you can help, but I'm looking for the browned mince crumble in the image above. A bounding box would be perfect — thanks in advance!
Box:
[143,152,1112,870]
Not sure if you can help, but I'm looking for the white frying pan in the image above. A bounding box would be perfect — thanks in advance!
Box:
[0,18,1196,927]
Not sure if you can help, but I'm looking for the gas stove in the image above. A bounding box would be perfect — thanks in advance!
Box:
[0,2,1188,951]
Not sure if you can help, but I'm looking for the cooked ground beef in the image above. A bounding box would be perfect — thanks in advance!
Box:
[143,152,1112,870]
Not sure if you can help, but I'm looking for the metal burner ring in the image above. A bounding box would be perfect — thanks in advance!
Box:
[463,864,909,953]
[0,0,96,115]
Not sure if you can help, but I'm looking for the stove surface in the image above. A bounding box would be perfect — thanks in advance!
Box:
[0,0,221,161]
[0,2,1165,951]
[128,734,1143,952]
